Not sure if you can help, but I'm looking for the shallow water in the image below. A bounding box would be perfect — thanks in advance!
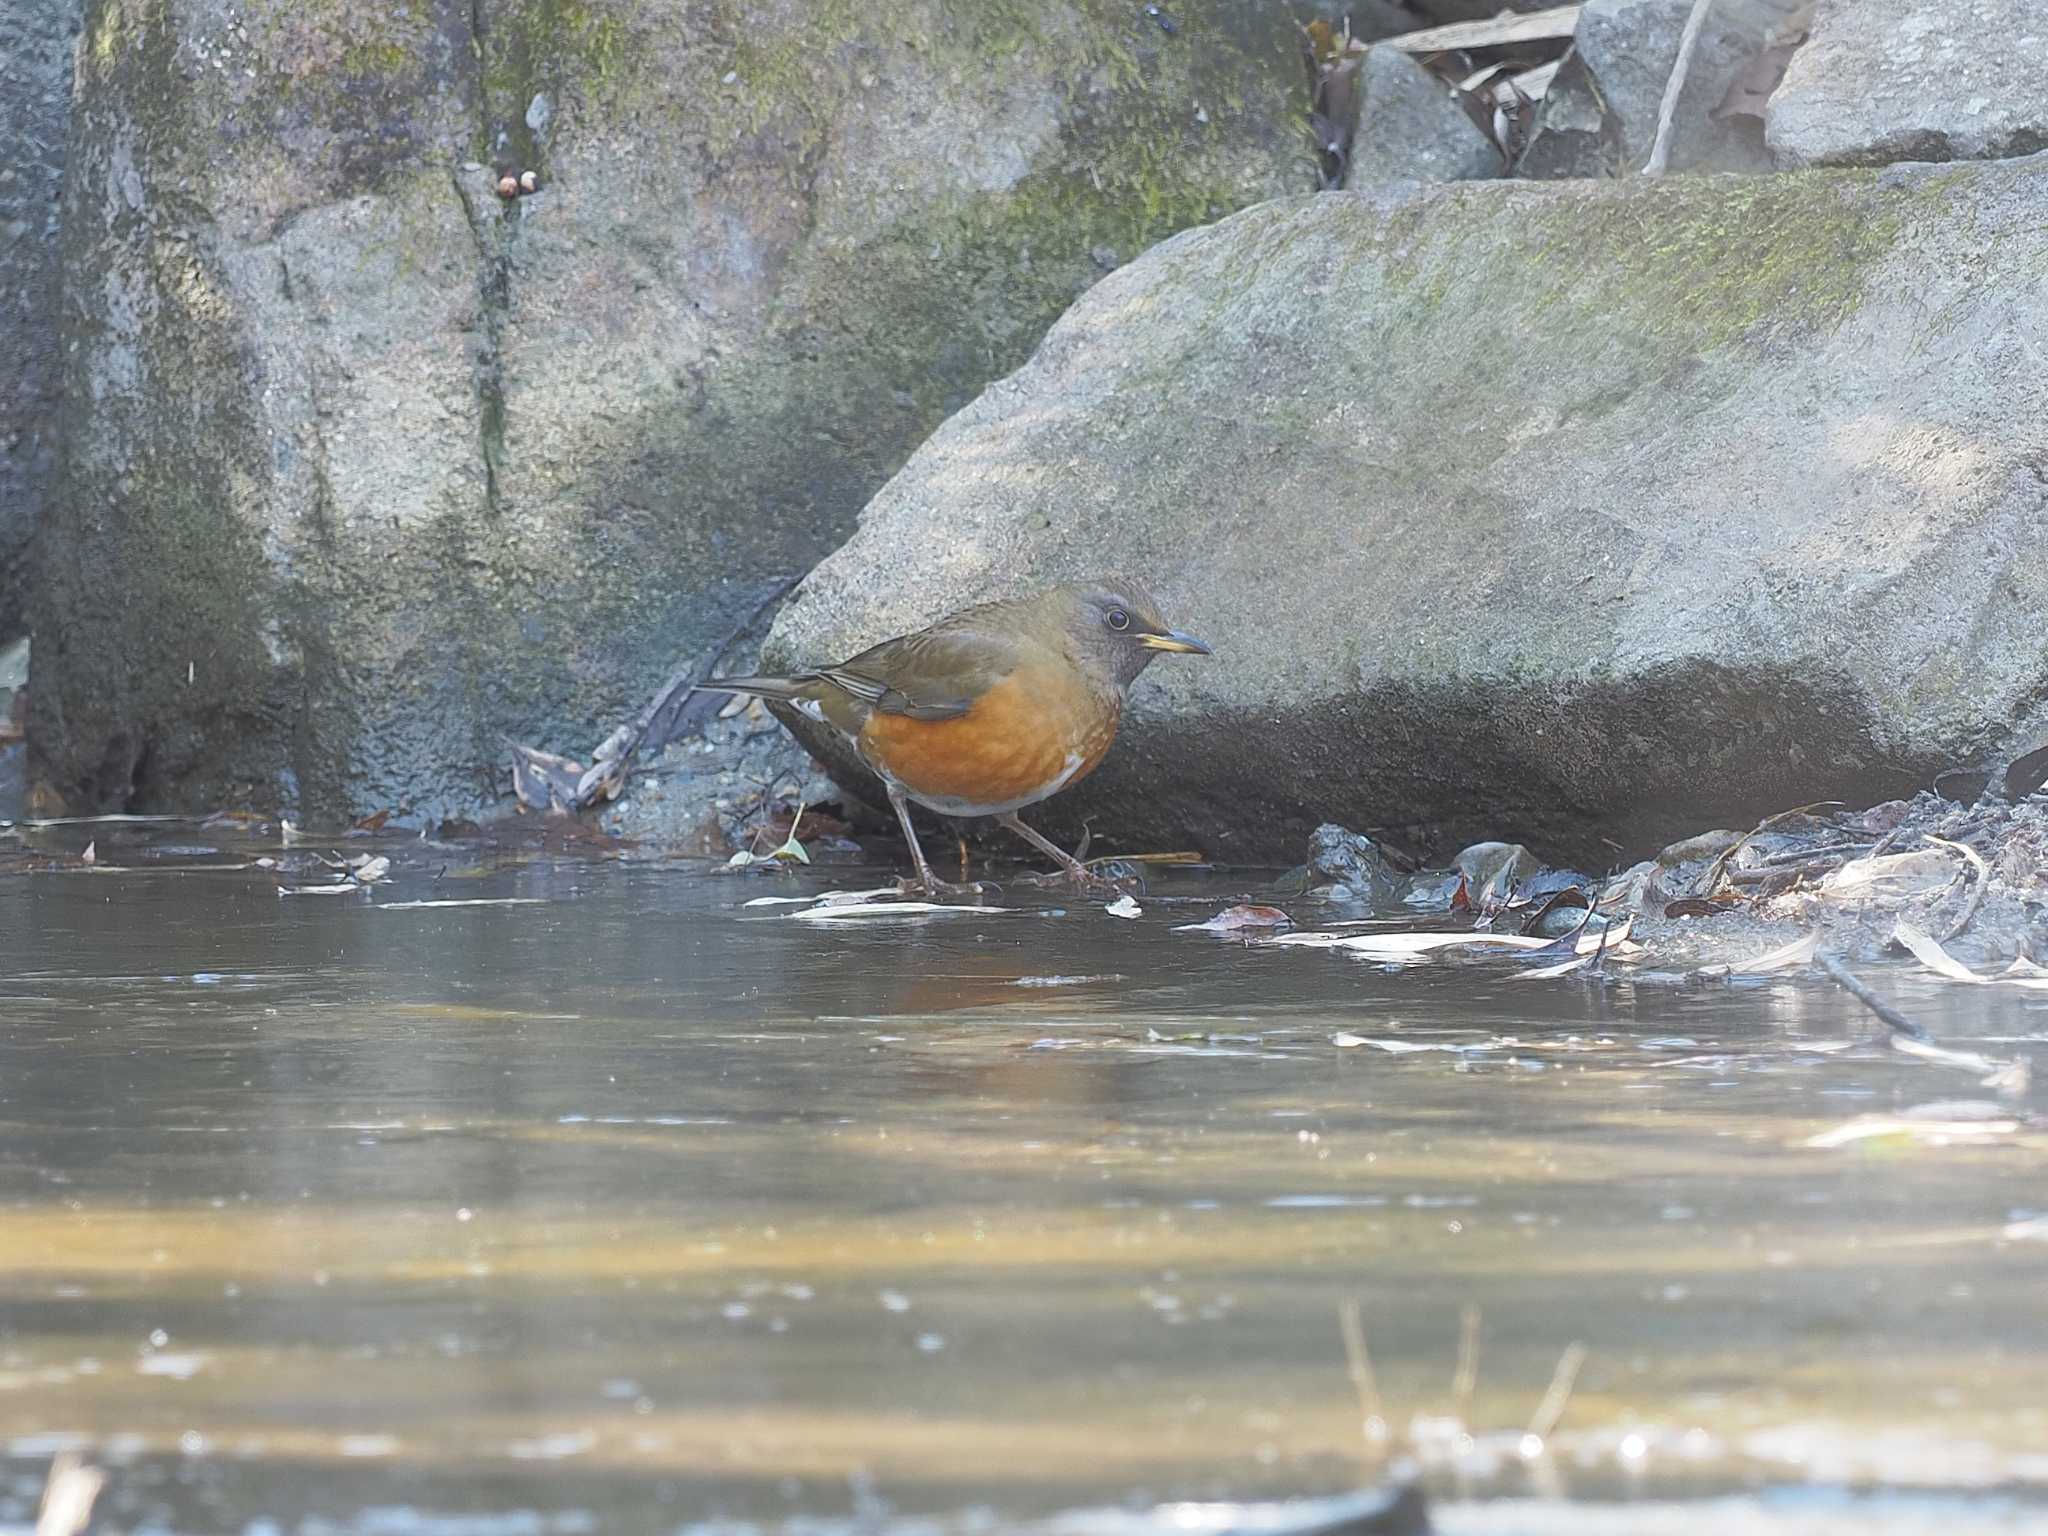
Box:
[1,825,2045,1534]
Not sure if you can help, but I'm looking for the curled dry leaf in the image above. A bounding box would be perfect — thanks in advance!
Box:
[1728,931,1819,975]
[1173,904,1292,933]
[1895,923,2048,991]
[792,900,1013,921]
[1806,1101,2020,1149]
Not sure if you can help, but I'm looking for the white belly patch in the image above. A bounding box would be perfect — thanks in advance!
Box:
[893,751,1087,819]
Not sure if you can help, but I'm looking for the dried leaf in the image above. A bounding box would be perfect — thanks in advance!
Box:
[1383,5,1581,54]
[1173,904,1292,933]
[793,900,1012,921]
[1274,929,1549,954]
[1894,923,2048,990]
[1729,931,1819,975]
[1805,1111,2019,1149]
[1822,850,1956,899]
[743,887,898,908]
[376,898,548,910]
[1332,1034,1470,1053]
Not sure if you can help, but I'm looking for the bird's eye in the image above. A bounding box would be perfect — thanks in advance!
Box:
[1105,607,1130,632]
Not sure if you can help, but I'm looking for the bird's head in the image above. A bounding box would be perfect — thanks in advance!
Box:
[1054,576,1211,691]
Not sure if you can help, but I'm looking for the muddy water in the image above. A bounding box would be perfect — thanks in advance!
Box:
[1,827,2045,1534]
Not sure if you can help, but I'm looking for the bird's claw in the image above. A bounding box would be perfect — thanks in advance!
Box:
[1017,861,1142,897]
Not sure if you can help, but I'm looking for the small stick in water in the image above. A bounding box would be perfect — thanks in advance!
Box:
[1926,835,1989,942]
[1338,1296,1390,1449]
[1818,952,1931,1043]
[1526,1340,1588,1443]
[1452,1303,1482,1429]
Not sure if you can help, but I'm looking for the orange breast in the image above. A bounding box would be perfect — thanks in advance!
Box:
[857,664,1120,817]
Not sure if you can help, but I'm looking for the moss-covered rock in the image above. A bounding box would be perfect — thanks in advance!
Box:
[769,158,2048,865]
[32,0,1314,818]
[0,0,79,641]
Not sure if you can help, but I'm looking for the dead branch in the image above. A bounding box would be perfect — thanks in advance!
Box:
[36,1454,105,1536]
[1927,834,1990,942]
[1818,951,1930,1043]
[1526,1340,1588,1442]
[1643,0,1717,174]
[1451,1303,1482,1428]
[1339,1296,1391,1449]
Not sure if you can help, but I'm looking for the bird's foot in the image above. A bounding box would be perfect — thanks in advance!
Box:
[1016,859,1143,897]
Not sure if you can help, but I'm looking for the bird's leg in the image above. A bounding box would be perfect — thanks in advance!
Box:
[997,812,1133,893]
[886,783,985,900]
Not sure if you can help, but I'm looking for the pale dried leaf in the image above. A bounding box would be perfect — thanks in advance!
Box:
[793,900,1013,921]
[1805,1112,2019,1149]
[1384,5,1580,53]
[1823,850,1955,899]
[744,887,898,908]
[1173,904,1292,933]
[1891,923,2048,990]
[377,898,548,910]
[1729,931,1819,975]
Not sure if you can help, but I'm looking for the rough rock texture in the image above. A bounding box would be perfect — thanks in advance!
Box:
[31,0,1313,821]
[1302,822,1402,903]
[1404,0,1558,20]
[0,0,82,639]
[769,156,2048,867]
[1768,0,2048,169]
[1518,0,1773,179]
[1350,46,1500,188]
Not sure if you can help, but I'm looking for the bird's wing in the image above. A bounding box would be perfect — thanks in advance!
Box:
[820,621,1025,721]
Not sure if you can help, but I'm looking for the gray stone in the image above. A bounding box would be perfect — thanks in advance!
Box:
[767,158,2048,867]
[1519,0,1773,179]
[1404,0,1559,19]
[1306,822,1402,903]
[1350,46,1501,188]
[1768,0,2048,169]
[31,0,1314,821]
[0,0,81,638]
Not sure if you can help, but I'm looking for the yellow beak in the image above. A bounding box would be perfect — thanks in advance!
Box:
[1138,628,1211,655]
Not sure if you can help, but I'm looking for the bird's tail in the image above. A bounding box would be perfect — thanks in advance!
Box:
[700,674,806,701]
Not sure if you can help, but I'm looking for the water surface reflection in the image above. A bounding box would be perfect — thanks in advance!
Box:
[1,838,2044,1532]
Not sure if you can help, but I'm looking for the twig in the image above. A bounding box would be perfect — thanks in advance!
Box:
[36,1454,105,1536]
[1760,841,1870,867]
[1526,1340,1588,1442]
[1818,952,1930,1043]
[1643,0,1716,174]
[1927,835,1990,942]
[1452,1303,1482,1428]
[1693,801,1841,899]
[1338,1297,1390,1448]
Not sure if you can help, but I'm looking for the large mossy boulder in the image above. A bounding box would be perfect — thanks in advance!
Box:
[768,157,2048,865]
[0,0,79,641]
[31,0,1313,818]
